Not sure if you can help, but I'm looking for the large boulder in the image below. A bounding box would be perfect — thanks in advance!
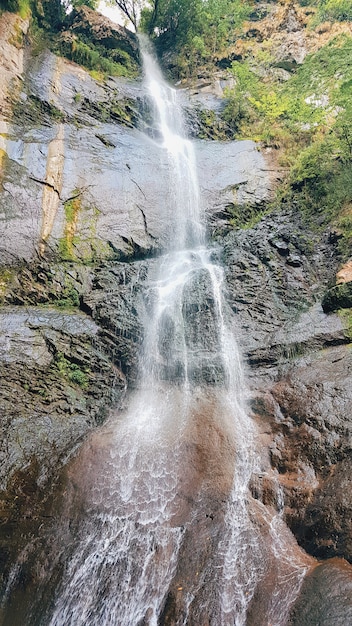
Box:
[322,280,352,312]
[68,5,139,60]
[289,559,352,625]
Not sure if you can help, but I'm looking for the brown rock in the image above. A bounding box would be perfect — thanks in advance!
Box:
[336,259,352,284]
[289,558,352,625]
[250,344,352,563]
[297,458,352,562]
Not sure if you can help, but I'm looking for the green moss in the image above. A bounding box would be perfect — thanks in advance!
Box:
[196,108,231,140]
[55,35,138,80]
[0,267,15,301]
[338,308,352,340]
[110,102,132,124]
[59,194,82,261]
[64,195,81,223]
[58,200,116,265]
[227,202,271,230]
[58,237,72,261]
[55,352,89,389]
[89,69,105,82]
[8,21,24,46]
[13,94,65,126]
[80,97,137,127]
[322,282,352,312]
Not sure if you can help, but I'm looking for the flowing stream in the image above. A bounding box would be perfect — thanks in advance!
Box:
[2,41,311,626]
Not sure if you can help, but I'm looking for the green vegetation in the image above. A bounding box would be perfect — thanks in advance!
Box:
[339,308,352,340]
[301,0,352,23]
[63,0,99,8]
[0,268,14,302]
[221,32,352,253]
[59,194,82,262]
[227,202,270,229]
[282,36,352,254]
[55,352,89,388]
[58,197,115,265]
[55,283,80,308]
[223,34,352,144]
[14,94,65,127]
[2,0,351,253]
[56,36,138,79]
[222,60,293,139]
[0,0,98,19]
[1,0,138,79]
[140,0,251,76]
[0,0,31,18]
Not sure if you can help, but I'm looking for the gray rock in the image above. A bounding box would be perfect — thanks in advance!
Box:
[221,209,339,363]
[0,14,351,609]
[0,307,126,491]
[0,44,274,265]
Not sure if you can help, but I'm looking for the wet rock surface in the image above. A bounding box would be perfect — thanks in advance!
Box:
[2,204,350,576]
[221,209,340,359]
[0,387,313,626]
[289,558,352,625]
[211,208,352,567]
[0,307,126,490]
[297,456,352,562]
[1,13,352,621]
[251,344,352,558]
[1,112,271,265]
[0,14,274,266]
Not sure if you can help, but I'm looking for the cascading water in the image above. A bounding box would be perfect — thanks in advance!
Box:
[2,40,312,626]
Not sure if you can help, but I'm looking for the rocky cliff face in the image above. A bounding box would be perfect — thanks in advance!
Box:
[1,6,352,623]
[0,8,275,585]
[0,45,270,265]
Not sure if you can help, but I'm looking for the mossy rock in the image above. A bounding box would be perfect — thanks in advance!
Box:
[322,281,352,312]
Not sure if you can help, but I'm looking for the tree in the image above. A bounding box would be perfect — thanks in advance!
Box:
[143,0,205,46]
[62,0,99,9]
[107,0,146,30]
[139,0,250,75]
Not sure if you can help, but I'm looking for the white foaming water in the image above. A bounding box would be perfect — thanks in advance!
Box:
[47,390,186,626]
[41,39,311,626]
[141,36,204,251]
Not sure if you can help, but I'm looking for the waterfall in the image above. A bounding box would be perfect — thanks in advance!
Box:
[4,40,311,626]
